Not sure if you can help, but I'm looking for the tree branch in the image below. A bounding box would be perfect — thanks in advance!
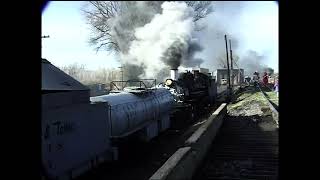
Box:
[95,41,120,53]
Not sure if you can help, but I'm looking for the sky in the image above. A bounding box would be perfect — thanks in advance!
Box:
[41,1,120,70]
[195,1,278,73]
[42,1,278,72]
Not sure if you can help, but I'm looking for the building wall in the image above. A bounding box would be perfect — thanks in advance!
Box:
[231,69,244,85]
[215,69,244,85]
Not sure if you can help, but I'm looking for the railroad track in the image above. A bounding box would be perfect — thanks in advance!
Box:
[258,84,279,127]
[193,86,279,180]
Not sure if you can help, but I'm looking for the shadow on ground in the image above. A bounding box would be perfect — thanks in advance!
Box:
[193,114,279,180]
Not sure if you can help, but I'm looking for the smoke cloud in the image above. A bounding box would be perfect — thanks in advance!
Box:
[195,1,278,75]
[109,2,162,54]
[115,2,203,80]
[240,50,267,76]
[107,1,278,80]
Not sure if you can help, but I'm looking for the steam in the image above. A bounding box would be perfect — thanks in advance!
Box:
[109,2,162,54]
[196,1,278,74]
[107,1,278,80]
[182,40,204,67]
[118,2,203,80]
[162,41,185,70]
[240,50,267,76]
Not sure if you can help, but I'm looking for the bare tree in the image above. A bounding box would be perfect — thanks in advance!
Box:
[60,63,121,85]
[216,53,239,69]
[185,1,213,22]
[61,63,86,81]
[81,1,213,53]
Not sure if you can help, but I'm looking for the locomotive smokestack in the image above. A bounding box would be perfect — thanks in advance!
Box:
[170,69,178,81]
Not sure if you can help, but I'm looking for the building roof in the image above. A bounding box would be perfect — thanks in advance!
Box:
[215,68,244,71]
[42,58,89,91]
[192,67,209,73]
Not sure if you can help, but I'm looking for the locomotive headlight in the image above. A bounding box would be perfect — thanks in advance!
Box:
[165,79,173,86]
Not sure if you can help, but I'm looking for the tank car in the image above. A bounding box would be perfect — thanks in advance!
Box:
[41,59,174,180]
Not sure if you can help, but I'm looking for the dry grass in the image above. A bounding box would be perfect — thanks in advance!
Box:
[229,90,269,111]
[265,91,279,106]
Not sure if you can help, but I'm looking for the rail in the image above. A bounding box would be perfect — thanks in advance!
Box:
[258,84,279,127]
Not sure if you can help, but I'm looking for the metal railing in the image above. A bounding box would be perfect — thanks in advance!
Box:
[110,79,157,91]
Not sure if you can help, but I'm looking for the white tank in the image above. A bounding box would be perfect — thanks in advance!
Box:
[90,88,174,138]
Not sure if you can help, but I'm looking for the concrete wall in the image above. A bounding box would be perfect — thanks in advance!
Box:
[149,103,227,180]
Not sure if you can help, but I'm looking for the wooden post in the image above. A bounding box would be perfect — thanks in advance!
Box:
[229,39,234,87]
[224,35,231,98]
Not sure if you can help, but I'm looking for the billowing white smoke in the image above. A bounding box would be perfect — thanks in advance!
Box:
[121,2,202,79]
[196,1,278,74]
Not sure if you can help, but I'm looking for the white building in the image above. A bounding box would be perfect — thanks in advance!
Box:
[214,68,244,86]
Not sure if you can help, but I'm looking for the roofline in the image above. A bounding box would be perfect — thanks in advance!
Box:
[42,58,51,64]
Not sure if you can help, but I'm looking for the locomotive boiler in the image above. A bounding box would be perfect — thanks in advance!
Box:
[162,69,217,109]
[158,68,217,126]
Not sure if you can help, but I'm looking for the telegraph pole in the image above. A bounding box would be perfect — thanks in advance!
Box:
[41,35,50,48]
[224,35,231,98]
[118,66,124,90]
[229,39,234,88]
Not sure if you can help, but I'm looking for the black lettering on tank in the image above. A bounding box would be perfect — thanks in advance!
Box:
[56,143,63,151]
[44,125,50,140]
[52,121,75,136]
[52,121,61,135]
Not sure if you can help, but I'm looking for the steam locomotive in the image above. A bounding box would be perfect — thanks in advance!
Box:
[159,68,217,122]
[41,59,217,180]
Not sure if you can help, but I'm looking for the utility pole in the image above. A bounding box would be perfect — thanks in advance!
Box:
[41,35,50,49]
[229,39,234,88]
[224,35,231,98]
[118,66,124,90]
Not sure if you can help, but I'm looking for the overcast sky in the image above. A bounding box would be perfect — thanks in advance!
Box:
[42,1,278,72]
